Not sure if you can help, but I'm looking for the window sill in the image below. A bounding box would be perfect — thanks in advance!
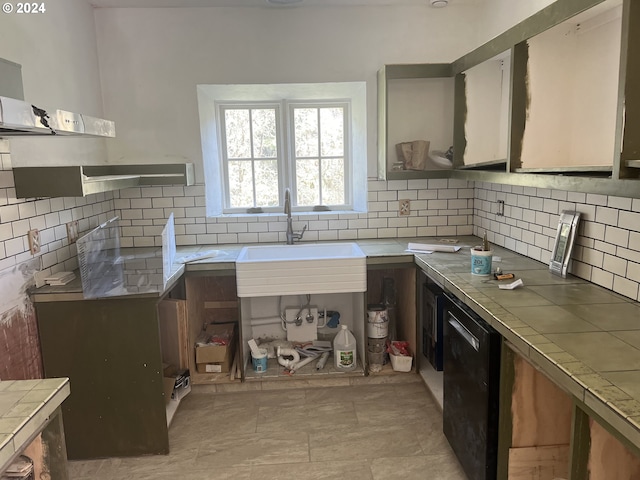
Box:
[215,209,364,219]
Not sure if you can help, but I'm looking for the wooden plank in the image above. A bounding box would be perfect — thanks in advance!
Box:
[511,354,573,448]
[507,444,570,480]
[158,298,189,371]
[204,301,238,310]
[587,418,640,479]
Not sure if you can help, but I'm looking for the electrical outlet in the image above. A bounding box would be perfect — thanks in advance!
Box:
[496,200,505,216]
[399,199,411,216]
[66,220,79,243]
[27,229,41,255]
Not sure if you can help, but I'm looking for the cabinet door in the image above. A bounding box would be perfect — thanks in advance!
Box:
[158,298,189,371]
[36,298,168,459]
[519,0,623,172]
[460,51,511,171]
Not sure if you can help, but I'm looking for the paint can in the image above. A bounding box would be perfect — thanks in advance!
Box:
[367,304,389,338]
[251,348,268,373]
[471,248,493,276]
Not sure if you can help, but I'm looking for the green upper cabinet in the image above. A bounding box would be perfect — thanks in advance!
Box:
[377,64,454,180]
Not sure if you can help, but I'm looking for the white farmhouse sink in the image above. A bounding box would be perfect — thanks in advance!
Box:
[235,242,366,297]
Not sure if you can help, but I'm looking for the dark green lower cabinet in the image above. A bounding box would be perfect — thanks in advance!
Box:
[36,297,168,460]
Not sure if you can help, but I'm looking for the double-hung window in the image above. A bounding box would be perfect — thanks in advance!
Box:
[219,100,350,213]
[197,82,367,217]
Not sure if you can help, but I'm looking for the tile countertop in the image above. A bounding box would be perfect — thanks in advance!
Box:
[411,239,640,453]
[0,378,70,473]
[28,237,640,451]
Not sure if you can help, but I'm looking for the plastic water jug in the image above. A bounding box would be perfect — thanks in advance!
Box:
[333,325,357,371]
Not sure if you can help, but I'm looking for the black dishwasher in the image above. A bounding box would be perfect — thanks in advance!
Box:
[443,293,501,480]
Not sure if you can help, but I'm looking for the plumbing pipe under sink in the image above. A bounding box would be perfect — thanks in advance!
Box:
[276,346,301,369]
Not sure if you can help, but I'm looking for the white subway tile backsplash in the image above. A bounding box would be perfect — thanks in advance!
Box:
[238,233,259,243]
[417,189,438,200]
[121,209,144,220]
[608,196,632,210]
[604,226,629,248]
[619,211,640,231]
[475,183,640,302]
[567,192,587,203]
[613,276,639,300]
[595,206,619,226]
[131,198,153,209]
[378,191,397,201]
[337,229,358,240]
[591,267,614,290]
[5,237,24,256]
[603,254,627,276]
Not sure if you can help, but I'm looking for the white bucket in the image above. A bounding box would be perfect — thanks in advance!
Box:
[367,305,389,338]
[471,248,493,276]
[251,348,268,373]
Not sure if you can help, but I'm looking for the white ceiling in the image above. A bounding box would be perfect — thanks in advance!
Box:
[88,0,481,8]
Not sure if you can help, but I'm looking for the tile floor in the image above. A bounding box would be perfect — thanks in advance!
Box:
[68,377,466,479]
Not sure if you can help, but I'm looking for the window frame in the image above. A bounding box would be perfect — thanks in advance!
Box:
[217,99,352,214]
[218,102,285,213]
[287,101,352,211]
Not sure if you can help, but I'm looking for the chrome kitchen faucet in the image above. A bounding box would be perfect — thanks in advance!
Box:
[284,188,307,245]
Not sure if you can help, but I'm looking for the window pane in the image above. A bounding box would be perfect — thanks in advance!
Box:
[321,158,345,205]
[254,160,279,206]
[252,109,277,158]
[320,107,344,157]
[225,110,251,159]
[228,160,253,208]
[294,108,318,157]
[296,159,320,206]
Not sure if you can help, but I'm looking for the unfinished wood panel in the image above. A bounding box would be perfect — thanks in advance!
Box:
[507,444,569,480]
[185,275,239,384]
[587,419,640,479]
[158,298,189,371]
[396,267,417,354]
[21,434,45,480]
[511,354,572,447]
[366,266,417,371]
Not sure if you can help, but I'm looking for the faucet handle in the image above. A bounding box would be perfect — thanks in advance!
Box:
[294,224,307,241]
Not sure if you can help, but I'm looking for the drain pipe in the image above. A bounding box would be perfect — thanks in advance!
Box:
[290,355,315,371]
[276,346,301,369]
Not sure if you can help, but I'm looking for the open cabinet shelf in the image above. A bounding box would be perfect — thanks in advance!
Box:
[379,0,640,194]
[377,64,455,180]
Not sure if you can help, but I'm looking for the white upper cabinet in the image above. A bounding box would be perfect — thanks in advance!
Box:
[520,0,623,172]
[462,51,511,168]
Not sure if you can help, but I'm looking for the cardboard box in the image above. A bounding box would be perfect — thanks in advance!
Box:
[195,322,236,373]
